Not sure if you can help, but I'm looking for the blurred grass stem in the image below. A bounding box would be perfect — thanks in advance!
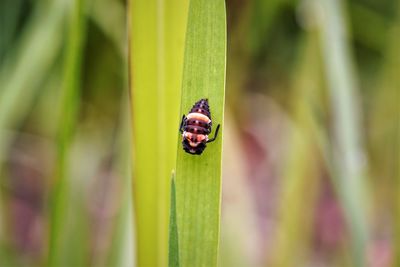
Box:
[48,0,86,265]
[0,1,65,160]
[317,0,369,265]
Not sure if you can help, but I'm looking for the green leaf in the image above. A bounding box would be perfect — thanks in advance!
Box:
[129,0,188,266]
[174,0,226,266]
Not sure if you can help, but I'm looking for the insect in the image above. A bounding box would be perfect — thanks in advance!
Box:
[179,98,220,155]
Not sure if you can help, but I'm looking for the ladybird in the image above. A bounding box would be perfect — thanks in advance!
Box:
[179,98,220,155]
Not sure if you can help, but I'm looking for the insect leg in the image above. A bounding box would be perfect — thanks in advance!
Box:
[179,115,186,133]
[207,124,220,143]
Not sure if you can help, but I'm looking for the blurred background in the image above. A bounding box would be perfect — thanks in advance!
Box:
[0,0,399,266]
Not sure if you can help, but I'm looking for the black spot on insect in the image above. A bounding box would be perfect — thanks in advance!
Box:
[179,98,220,155]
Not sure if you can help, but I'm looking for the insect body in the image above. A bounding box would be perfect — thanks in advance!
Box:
[179,98,220,155]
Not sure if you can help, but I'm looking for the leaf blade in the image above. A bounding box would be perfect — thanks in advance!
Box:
[129,0,188,266]
[175,0,226,266]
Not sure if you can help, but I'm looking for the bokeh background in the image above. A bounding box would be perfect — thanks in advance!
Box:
[0,0,399,266]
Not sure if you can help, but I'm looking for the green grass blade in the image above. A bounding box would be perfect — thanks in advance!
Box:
[0,1,65,155]
[89,0,126,57]
[106,99,134,267]
[129,0,188,266]
[368,4,400,265]
[317,0,369,266]
[169,176,179,267]
[174,0,226,266]
[48,0,87,265]
[270,33,323,267]
[0,0,23,62]
[389,10,400,266]
[0,3,65,263]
